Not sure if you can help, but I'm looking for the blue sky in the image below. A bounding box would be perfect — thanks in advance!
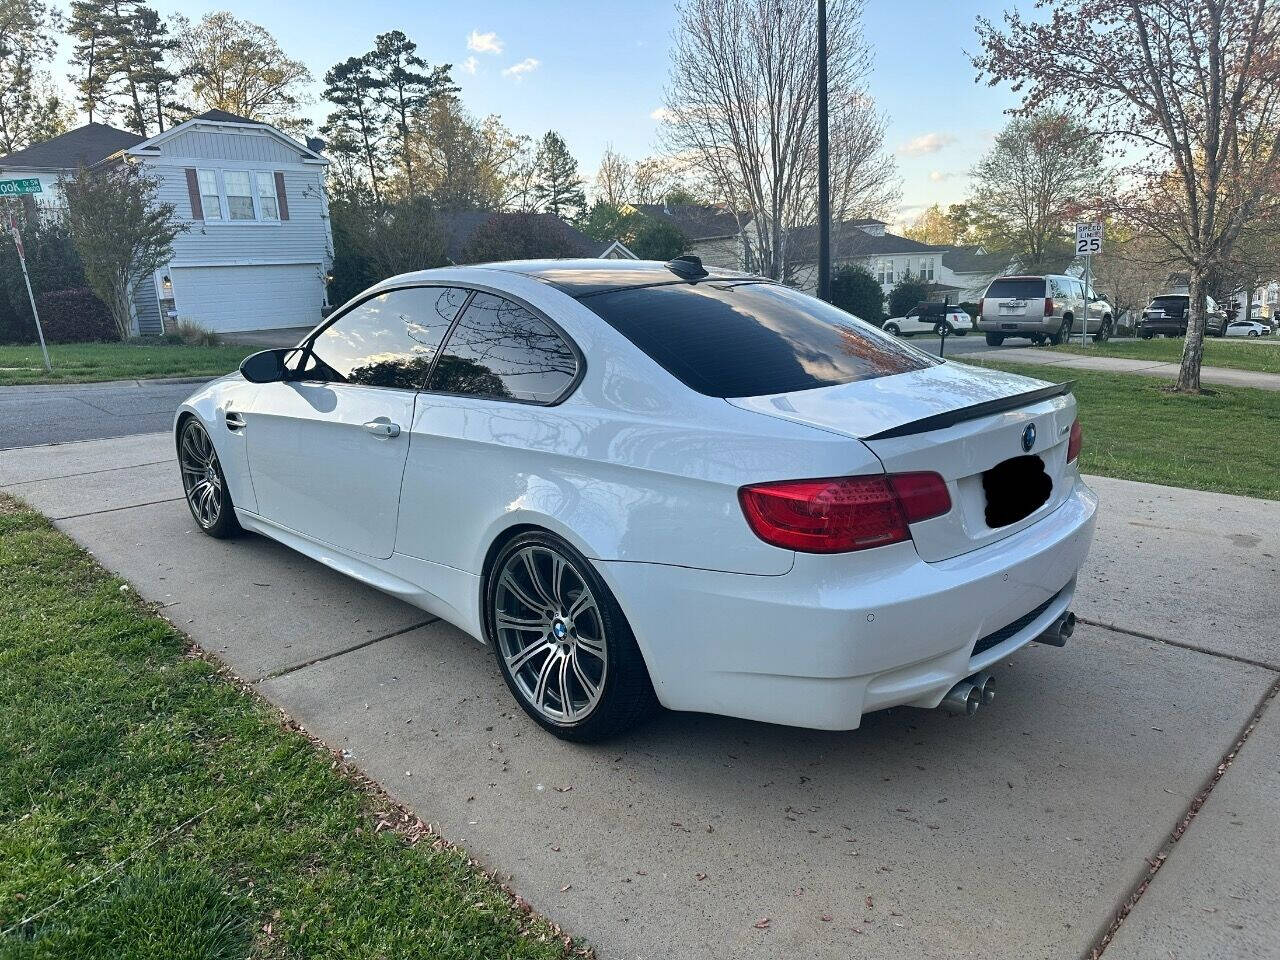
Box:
[56,0,1026,225]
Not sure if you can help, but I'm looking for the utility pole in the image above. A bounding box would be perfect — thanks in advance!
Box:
[816,0,831,302]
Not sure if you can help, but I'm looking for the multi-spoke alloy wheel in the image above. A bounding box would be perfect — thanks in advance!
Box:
[178,418,240,538]
[487,532,654,741]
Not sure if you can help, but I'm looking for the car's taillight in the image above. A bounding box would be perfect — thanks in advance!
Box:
[738,472,951,554]
[1066,418,1083,463]
[1045,297,1055,316]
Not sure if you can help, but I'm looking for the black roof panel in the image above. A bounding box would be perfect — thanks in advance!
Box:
[487,259,761,297]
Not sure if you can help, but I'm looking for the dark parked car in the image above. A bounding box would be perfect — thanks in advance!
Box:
[1139,294,1227,339]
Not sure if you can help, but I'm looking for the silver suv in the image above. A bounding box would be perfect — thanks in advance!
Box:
[977,275,1114,346]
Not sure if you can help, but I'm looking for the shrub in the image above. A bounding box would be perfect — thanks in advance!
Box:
[164,320,221,346]
[830,263,885,324]
[887,273,935,319]
[33,288,116,343]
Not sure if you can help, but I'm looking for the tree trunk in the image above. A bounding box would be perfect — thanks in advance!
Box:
[1244,286,1254,327]
[1175,268,1208,392]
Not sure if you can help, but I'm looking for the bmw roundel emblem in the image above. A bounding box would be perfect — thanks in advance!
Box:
[1021,423,1037,452]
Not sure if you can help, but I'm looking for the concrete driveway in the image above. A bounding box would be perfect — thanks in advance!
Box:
[2,434,1277,960]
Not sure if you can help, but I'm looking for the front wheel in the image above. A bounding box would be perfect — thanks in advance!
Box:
[1250,330,1260,337]
[1093,317,1112,343]
[1141,331,1154,339]
[984,332,1004,347]
[178,417,241,539]
[486,532,655,742]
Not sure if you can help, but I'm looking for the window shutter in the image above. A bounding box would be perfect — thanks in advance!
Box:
[274,172,290,220]
[185,168,204,220]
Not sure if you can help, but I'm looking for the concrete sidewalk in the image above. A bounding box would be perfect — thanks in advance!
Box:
[2,433,1278,960]
[992,347,1280,391]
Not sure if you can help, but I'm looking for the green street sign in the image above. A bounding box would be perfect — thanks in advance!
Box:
[0,178,43,197]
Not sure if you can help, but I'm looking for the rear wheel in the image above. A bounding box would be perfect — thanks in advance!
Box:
[1050,318,1072,345]
[883,322,900,336]
[1250,330,1260,337]
[934,321,951,337]
[1141,331,1154,339]
[984,332,1004,347]
[178,417,241,539]
[486,531,655,742]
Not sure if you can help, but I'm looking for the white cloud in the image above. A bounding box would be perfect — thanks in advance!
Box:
[929,170,959,183]
[467,30,504,54]
[898,132,957,156]
[650,107,672,122]
[461,56,479,75]
[502,57,540,78]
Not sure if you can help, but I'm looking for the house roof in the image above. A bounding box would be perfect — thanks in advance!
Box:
[440,211,603,262]
[788,221,947,262]
[629,203,741,241]
[0,122,144,170]
[940,245,1011,275]
[190,108,262,125]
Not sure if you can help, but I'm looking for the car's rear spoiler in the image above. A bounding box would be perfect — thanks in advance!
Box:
[864,381,1074,440]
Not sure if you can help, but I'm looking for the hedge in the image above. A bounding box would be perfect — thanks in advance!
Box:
[33,288,117,343]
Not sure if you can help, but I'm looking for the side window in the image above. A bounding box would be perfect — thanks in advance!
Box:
[428,292,578,403]
[306,286,469,389]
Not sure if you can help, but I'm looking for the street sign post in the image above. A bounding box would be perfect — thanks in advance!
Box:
[1075,223,1103,346]
[0,178,43,197]
[5,213,51,373]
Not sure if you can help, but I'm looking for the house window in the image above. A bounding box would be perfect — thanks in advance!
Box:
[920,257,935,282]
[223,171,255,220]
[884,259,895,285]
[197,169,222,220]
[256,172,279,220]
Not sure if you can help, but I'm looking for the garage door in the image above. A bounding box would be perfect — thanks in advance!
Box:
[170,264,325,333]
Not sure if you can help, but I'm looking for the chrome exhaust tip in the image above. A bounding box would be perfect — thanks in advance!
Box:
[971,671,996,705]
[940,680,981,716]
[1036,610,1077,647]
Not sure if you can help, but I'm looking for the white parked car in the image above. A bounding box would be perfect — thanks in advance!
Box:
[177,258,1097,742]
[1226,319,1271,337]
[883,304,973,338]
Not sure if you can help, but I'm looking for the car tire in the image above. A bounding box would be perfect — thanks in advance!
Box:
[984,333,1004,346]
[1250,330,1260,337]
[1093,317,1112,343]
[934,322,950,337]
[177,416,241,539]
[884,323,900,336]
[1141,331,1153,339]
[485,530,656,742]
[1050,318,1072,346]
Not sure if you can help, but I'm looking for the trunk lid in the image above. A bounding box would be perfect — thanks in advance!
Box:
[727,362,1078,562]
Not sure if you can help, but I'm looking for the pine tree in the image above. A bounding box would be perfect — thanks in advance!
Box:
[322,56,388,206]
[532,131,585,221]
[0,0,67,153]
[101,0,149,135]
[365,31,455,196]
[67,0,112,123]
[130,7,178,133]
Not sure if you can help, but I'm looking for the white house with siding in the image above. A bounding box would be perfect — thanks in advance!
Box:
[1,109,334,335]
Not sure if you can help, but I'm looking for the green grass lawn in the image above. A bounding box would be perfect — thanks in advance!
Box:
[0,495,584,960]
[964,359,1280,500]
[1044,337,1280,375]
[0,342,253,386]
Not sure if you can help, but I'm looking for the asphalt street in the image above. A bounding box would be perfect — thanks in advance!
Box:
[2,432,1276,960]
[0,379,207,450]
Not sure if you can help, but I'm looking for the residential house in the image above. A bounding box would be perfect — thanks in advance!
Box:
[436,210,634,263]
[0,122,145,206]
[622,202,744,269]
[0,109,334,335]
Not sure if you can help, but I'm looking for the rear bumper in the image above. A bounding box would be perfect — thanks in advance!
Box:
[977,317,1055,333]
[598,477,1097,730]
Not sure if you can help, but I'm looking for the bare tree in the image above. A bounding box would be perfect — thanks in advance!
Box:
[1090,224,1177,324]
[662,0,898,284]
[975,0,1280,392]
[593,145,634,206]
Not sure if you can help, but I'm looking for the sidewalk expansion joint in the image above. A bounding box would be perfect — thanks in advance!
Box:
[51,497,185,521]
[254,618,439,683]
[5,459,175,487]
[1085,673,1280,959]
[1079,615,1280,674]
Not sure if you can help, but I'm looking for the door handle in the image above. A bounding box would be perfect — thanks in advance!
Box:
[225,411,246,431]
[363,419,401,438]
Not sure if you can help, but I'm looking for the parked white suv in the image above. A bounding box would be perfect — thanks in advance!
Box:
[883,303,973,338]
[978,275,1114,346]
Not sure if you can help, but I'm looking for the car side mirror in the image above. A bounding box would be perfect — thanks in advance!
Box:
[240,348,298,384]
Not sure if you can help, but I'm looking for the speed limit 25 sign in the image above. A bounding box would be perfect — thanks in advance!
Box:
[1075,222,1103,255]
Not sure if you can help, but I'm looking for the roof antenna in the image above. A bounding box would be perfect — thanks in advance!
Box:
[665,254,708,279]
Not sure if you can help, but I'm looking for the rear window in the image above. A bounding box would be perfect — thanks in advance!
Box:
[581,281,937,398]
[986,278,1046,299]
[1149,296,1188,313]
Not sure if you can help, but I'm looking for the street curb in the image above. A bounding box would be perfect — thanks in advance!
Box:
[0,376,215,394]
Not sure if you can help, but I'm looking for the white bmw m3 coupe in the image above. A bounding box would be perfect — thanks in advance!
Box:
[176,257,1096,741]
